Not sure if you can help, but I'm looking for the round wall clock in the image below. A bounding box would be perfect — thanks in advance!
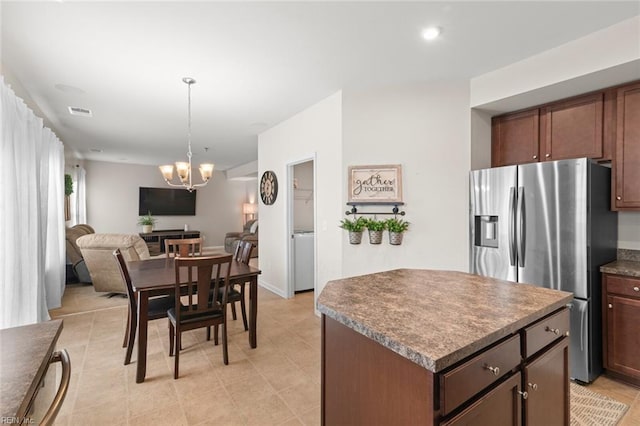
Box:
[260,170,278,205]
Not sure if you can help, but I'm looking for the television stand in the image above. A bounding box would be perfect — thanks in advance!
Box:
[139,229,201,256]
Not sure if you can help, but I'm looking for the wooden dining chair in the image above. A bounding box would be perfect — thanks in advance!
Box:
[168,254,233,379]
[164,237,203,258]
[229,241,253,330]
[113,249,175,365]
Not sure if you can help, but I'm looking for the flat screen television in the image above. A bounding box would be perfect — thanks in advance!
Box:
[138,187,197,216]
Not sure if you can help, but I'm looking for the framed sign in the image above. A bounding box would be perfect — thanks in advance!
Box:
[348,164,403,203]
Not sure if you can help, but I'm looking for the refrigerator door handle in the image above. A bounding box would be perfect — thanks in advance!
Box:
[509,187,516,266]
[517,187,526,267]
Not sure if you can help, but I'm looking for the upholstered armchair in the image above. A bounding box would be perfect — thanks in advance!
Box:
[77,234,151,294]
[224,219,258,258]
[65,224,95,283]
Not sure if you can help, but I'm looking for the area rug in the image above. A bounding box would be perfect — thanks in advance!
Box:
[571,382,629,426]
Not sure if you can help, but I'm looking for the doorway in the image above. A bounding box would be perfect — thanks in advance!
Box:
[287,157,316,298]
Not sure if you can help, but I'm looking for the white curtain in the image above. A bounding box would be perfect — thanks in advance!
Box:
[0,76,66,328]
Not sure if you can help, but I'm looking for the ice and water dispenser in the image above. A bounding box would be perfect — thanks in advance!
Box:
[474,215,499,248]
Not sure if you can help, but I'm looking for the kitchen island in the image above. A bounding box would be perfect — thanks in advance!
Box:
[317,269,573,425]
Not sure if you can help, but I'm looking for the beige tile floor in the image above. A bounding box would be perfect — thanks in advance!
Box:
[50,284,320,426]
[50,283,640,425]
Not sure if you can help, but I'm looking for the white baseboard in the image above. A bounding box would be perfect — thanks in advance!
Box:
[258,278,287,298]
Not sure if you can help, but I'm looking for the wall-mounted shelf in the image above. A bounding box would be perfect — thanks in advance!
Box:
[345,202,405,216]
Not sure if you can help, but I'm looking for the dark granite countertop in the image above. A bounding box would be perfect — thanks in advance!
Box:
[317,269,572,373]
[0,320,63,419]
[600,260,640,278]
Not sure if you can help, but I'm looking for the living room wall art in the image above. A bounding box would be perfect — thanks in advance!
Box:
[348,164,403,203]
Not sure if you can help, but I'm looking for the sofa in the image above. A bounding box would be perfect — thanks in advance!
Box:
[65,224,95,283]
[224,219,258,258]
[77,234,151,294]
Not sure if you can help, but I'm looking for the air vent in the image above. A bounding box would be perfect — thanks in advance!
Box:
[68,106,92,117]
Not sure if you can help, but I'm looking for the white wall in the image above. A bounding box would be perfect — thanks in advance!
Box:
[470,109,492,171]
[85,160,251,246]
[258,92,343,298]
[620,213,640,250]
[293,161,314,232]
[470,16,640,112]
[341,82,471,277]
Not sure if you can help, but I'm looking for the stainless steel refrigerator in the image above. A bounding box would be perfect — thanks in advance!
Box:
[469,158,617,383]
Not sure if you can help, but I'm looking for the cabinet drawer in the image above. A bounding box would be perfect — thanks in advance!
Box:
[440,334,521,416]
[606,275,640,298]
[523,308,569,358]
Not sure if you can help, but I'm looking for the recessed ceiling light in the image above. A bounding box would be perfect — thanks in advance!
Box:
[422,27,441,41]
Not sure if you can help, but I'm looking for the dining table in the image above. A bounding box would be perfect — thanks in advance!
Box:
[127,256,261,383]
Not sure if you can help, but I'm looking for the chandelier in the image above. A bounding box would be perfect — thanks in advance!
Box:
[159,77,214,191]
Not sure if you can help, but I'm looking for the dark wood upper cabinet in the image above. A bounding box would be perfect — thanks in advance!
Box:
[492,109,540,167]
[614,82,640,210]
[541,92,604,161]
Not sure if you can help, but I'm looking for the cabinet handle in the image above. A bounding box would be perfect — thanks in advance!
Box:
[484,365,500,376]
[533,155,538,159]
[617,196,621,200]
[528,383,538,391]
[545,326,560,335]
[608,304,613,309]
[633,287,639,292]
[545,154,551,158]
[518,390,529,400]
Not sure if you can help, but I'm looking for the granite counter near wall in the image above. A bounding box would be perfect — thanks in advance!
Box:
[618,249,640,262]
[600,249,640,278]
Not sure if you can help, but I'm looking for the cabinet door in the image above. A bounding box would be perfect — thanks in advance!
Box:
[441,373,522,426]
[614,82,640,209]
[606,295,640,379]
[524,337,569,426]
[492,110,540,167]
[542,93,604,161]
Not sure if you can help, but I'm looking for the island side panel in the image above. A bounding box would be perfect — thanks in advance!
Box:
[322,315,436,425]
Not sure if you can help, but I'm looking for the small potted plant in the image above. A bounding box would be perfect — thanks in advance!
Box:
[386,218,410,245]
[138,211,157,234]
[365,218,386,244]
[339,217,367,245]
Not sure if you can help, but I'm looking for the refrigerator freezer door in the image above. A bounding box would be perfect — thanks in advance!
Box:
[470,166,517,282]
[568,298,597,383]
[517,159,588,298]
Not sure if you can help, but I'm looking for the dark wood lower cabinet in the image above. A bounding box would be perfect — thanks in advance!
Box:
[603,273,640,386]
[322,310,570,425]
[524,338,570,426]
[322,314,434,425]
[441,373,522,426]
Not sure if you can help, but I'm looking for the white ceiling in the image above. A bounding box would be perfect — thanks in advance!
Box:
[2,1,638,170]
